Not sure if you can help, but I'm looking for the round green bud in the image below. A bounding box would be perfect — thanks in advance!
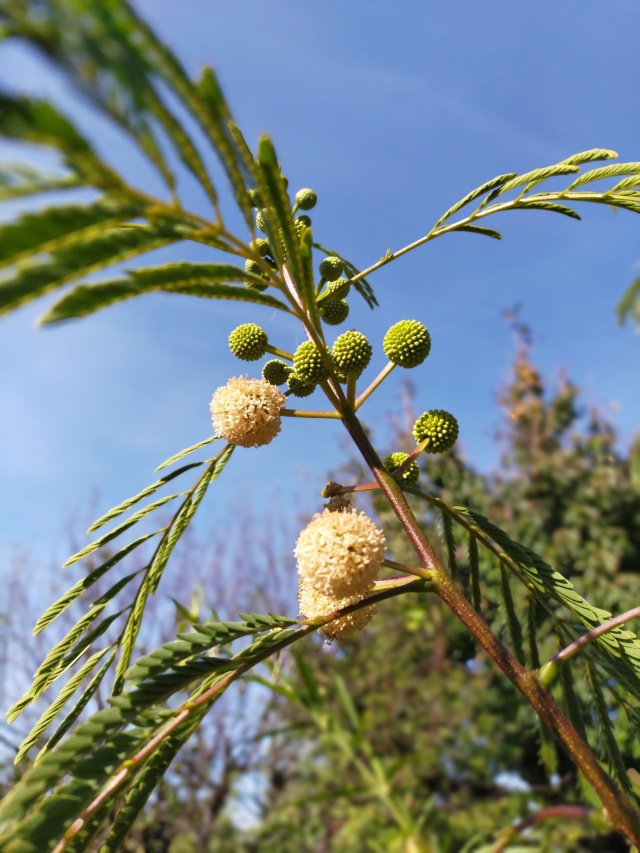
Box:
[331,330,372,376]
[262,359,292,386]
[319,255,343,281]
[383,320,432,368]
[248,188,263,208]
[412,410,459,453]
[383,452,420,485]
[294,215,311,236]
[320,299,349,326]
[245,259,263,276]
[325,277,350,301]
[295,188,317,210]
[245,280,268,292]
[255,209,270,233]
[293,341,332,384]
[250,238,271,257]
[228,323,269,361]
[287,372,316,398]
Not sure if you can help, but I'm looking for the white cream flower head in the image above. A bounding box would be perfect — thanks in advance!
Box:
[210,376,286,448]
[294,508,386,598]
[298,579,376,641]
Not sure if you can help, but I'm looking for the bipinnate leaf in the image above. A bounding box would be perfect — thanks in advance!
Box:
[39,268,291,323]
[433,172,517,228]
[33,531,161,636]
[155,435,219,471]
[87,461,205,533]
[14,648,115,764]
[455,506,640,698]
[0,196,144,270]
[0,218,183,316]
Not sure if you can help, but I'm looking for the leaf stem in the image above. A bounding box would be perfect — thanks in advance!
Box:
[547,605,640,667]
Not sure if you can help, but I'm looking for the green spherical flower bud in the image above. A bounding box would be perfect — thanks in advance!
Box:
[294,215,311,236]
[325,277,350,301]
[228,323,269,361]
[295,188,317,210]
[248,188,263,208]
[293,341,332,384]
[245,259,263,276]
[320,299,349,326]
[383,320,432,368]
[244,279,268,292]
[255,209,270,233]
[412,410,459,453]
[331,330,372,376]
[319,255,343,281]
[250,238,271,257]
[262,359,292,386]
[287,372,316,397]
[383,452,420,485]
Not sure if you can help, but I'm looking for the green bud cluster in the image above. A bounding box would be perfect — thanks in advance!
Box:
[293,341,332,383]
[295,188,317,210]
[262,359,292,386]
[331,330,372,376]
[255,209,271,233]
[228,323,268,361]
[320,299,349,326]
[412,410,459,453]
[324,277,350,301]
[319,255,343,281]
[383,452,420,485]
[383,320,431,368]
[287,373,316,397]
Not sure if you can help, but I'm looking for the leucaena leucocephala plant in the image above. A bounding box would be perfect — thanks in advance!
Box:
[1,2,640,849]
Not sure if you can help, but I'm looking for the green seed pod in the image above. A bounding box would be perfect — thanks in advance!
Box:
[383,320,432,368]
[319,255,343,281]
[250,238,271,257]
[293,341,332,383]
[287,372,316,397]
[320,299,349,326]
[228,323,269,361]
[412,410,459,453]
[262,359,292,386]
[383,452,420,485]
[295,188,317,210]
[331,330,372,376]
[324,277,350,301]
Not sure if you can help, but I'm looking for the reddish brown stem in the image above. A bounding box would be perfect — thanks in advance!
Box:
[339,408,640,847]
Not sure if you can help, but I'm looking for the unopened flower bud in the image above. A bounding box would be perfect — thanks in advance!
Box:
[383,320,432,368]
[228,323,268,361]
[262,359,292,386]
[295,188,317,210]
[331,330,372,376]
[287,373,316,397]
[293,341,332,383]
[383,452,420,485]
[412,409,459,453]
[320,299,349,326]
[319,255,343,281]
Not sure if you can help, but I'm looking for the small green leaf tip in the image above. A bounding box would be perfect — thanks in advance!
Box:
[228,323,269,361]
[412,410,459,453]
[293,341,332,383]
[262,359,292,386]
[295,188,317,210]
[383,320,432,368]
[325,277,351,301]
[319,255,343,281]
[320,299,349,326]
[383,452,420,485]
[287,372,316,397]
[331,330,373,376]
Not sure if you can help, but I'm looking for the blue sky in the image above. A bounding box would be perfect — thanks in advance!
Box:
[1,0,639,578]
